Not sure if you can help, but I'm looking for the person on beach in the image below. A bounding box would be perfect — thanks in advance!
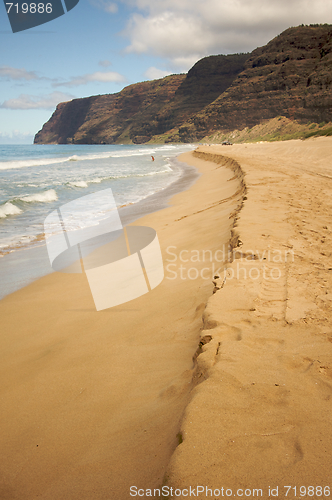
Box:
[151,156,155,161]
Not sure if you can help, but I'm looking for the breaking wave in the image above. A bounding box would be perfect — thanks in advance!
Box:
[68,181,89,188]
[0,201,22,218]
[20,189,58,203]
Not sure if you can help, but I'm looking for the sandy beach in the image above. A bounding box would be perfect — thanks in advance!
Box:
[166,137,332,498]
[0,152,243,499]
[1,137,332,499]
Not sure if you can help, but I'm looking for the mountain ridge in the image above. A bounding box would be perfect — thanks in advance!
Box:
[34,24,332,145]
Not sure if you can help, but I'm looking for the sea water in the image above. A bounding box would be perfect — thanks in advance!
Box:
[0,143,196,298]
[0,143,196,254]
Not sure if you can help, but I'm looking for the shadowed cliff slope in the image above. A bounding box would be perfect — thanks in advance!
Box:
[34,54,248,144]
[34,25,332,144]
[34,75,185,145]
[179,24,332,141]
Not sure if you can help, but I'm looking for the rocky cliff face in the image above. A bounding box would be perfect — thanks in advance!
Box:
[34,54,248,144]
[150,53,249,141]
[34,25,332,144]
[179,25,332,141]
[34,75,186,144]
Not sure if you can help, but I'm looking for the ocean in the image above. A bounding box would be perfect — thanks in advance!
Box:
[0,143,197,299]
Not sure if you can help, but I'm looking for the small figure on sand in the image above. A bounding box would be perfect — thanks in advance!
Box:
[151,156,155,161]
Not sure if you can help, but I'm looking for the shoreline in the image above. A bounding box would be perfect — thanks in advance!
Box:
[0,156,199,300]
[165,137,332,498]
[0,150,243,499]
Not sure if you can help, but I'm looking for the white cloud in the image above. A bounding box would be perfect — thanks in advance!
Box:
[120,0,332,71]
[170,55,204,70]
[0,131,34,144]
[54,71,126,87]
[144,66,172,79]
[0,66,39,81]
[0,92,74,110]
[124,12,212,57]
[99,60,112,67]
[89,0,118,13]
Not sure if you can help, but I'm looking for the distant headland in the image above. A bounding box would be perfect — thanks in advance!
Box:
[34,24,332,145]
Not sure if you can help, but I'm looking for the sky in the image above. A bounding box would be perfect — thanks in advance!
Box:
[0,0,331,144]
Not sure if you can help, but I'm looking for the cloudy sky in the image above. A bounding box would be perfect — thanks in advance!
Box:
[0,0,331,143]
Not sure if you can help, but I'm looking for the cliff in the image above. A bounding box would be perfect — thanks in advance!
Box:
[34,54,248,144]
[34,75,186,145]
[179,24,332,141]
[34,25,332,144]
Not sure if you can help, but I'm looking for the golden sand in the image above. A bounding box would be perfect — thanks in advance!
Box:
[1,138,331,499]
[166,137,332,498]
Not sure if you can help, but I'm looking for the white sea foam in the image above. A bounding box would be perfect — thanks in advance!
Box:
[64,169,172,189]
[0,201,22,218]
[136,168,172,177]
[0,145,183,171]
[17,183,39,187]
[0,157,70,170]
[111,153,148,158]
[21,189,58,203]
[69,181,89,188]
[0,151,111,170]
[0,233,38,251]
